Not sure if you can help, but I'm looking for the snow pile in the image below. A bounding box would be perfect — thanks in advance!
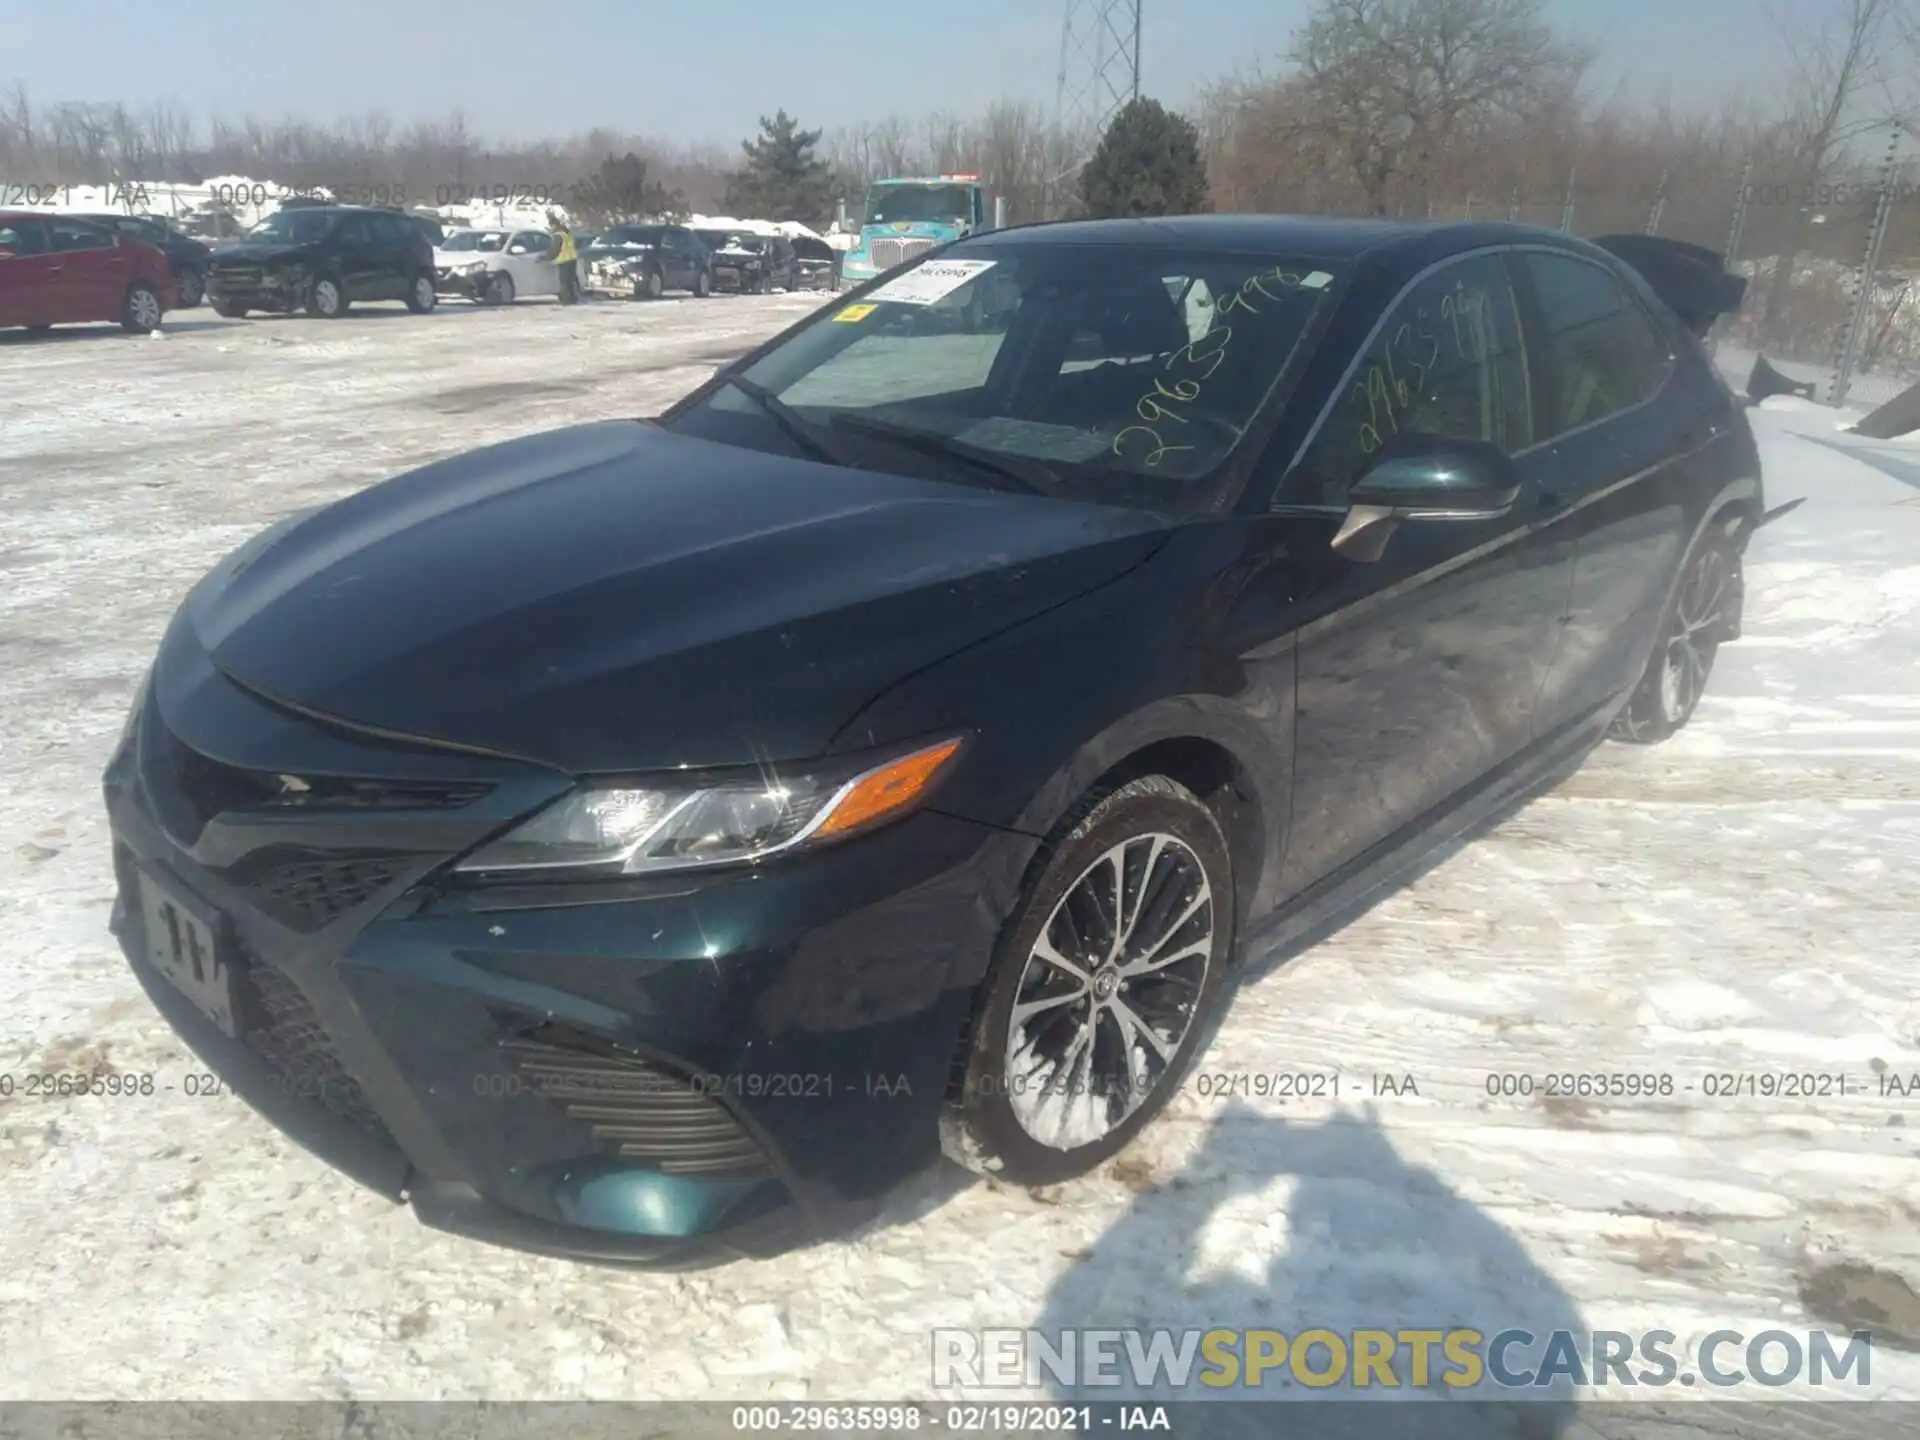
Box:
[434,201,574,232]
[31,175,575,238]
[685,213,827,242]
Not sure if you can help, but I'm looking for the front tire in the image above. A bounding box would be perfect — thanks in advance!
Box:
[1610,529,1742,744]
[940,775,1233,1185]
[176,270,204,308]
[486,272,515,305]
[305,275,346,318]
[406,274,436,313]
[637,268,664,300]
[121,283,163,334]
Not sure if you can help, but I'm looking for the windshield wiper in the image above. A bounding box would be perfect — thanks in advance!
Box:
[828,414,1063,497]
[723,376,849,466]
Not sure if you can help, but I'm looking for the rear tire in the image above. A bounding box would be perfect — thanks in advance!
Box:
[406,274,436,313]
[939,775,1234,1186]
[121,283,163,334]
[176,270,205,308]
[1609,529,1742,745]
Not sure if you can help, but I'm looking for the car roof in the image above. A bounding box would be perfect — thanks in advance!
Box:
[0,210,109,224]
[965,213,1608,269]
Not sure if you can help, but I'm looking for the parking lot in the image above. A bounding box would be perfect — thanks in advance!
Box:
[2,299,1918,1402]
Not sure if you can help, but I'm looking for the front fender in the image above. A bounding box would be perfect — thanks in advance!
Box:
[827,529,1293,929]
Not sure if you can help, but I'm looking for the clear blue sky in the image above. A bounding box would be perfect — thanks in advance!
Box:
[0,0,1785,148]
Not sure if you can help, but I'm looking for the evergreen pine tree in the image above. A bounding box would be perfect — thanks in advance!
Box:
[726,111,835,224]
[1080,98,1211,219]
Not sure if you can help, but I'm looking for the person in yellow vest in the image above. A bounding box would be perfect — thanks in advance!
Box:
[548,212,579,305]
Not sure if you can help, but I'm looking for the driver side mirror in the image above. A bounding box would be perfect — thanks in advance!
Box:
[1331,439,1521,563]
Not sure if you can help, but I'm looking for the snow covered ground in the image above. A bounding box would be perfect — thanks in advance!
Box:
[1,301,1917,1417]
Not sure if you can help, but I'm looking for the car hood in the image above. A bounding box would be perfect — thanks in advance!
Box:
[433,248,496,267]
[180,422,1169,774]
[214,241,319,265]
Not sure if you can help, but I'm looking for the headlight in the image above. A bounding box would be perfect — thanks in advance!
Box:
[459,261,487,274]
[454,736,965,879]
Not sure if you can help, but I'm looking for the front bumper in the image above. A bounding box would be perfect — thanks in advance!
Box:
[102,625,1031,1266]
[712,264,762,291]
[206,267,307,310]
[434,267,492,299]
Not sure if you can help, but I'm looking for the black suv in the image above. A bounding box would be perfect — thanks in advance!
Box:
[695,230,797,293]
[205,204,436,318]
[74,213,214,307]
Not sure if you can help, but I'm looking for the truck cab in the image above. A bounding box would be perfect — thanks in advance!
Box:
[836,175,989,289]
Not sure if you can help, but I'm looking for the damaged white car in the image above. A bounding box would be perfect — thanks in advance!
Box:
[432,227,567,304]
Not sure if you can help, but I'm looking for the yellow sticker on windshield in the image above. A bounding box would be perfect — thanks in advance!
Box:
[834,303,876,323]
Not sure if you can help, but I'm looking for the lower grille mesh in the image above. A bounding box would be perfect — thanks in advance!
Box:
[502,1028,772,1178]
[243,852,413,932]
[236,952,400,1154]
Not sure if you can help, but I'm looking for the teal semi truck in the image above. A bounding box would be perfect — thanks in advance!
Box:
[835,174,995,289]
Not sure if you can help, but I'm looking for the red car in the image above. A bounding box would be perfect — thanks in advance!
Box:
[0,211,177,335]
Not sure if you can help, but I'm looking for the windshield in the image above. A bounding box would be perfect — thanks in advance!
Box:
[864,184,974,226]
[668,243,1342,510]
[439,230,492,252]
[248,210,337,245]
[598,225,664,247]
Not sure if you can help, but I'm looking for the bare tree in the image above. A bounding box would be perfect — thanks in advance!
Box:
[1287,0,1590,214]
[1757,0,1910,338]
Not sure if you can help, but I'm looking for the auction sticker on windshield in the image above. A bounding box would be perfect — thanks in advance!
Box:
[867,259,995,306]
[834,303,877,323]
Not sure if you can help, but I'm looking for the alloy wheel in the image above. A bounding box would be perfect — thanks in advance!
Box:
[1659,547,1730,724]
[311,279,340,316]
[1003,832,1213,1150]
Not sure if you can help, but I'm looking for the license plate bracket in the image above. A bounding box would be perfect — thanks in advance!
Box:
[136,869,244,1038]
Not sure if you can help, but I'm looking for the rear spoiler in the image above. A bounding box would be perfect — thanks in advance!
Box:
[1591,234,1747,337]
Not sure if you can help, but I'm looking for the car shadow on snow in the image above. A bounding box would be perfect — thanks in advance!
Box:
[1009,752,1602,1437]
[1029,1103,1588,1439]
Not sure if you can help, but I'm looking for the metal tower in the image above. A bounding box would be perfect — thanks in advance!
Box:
[1055,0,1142,142]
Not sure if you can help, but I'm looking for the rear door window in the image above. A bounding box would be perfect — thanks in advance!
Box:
[1518,252,1674,436]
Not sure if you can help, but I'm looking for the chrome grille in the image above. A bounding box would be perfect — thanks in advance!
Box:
[868,237,934,272]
